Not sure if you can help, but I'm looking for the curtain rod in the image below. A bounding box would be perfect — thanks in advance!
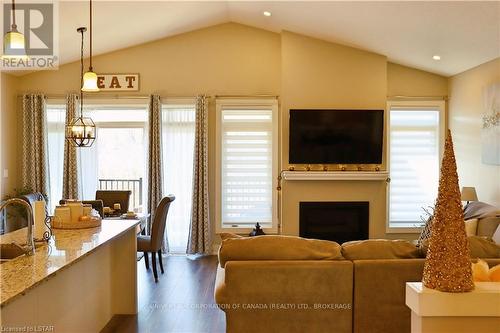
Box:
[19,93,280,99]
[215,94,279,99]
[387,95,448,101]
[25,94,198,100]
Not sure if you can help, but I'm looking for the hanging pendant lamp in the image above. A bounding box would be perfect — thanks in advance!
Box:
[66,27,96,148]
[2,0,28,59]
[82,0,99,91]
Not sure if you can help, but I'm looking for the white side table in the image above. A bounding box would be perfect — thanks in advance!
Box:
[405,282,500,333]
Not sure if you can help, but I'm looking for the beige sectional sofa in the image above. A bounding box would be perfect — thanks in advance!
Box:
[215,235,499,333]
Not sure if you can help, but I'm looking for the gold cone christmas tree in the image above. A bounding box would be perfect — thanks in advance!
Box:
[422,130,474,292]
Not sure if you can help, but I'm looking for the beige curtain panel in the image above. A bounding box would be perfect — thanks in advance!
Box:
[147,95,164,246]
[21,93,49,197]
[62,94,80,200]
[187,95,210,254]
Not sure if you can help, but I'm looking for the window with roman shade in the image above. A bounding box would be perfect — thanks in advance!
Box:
[388,101,445,230]
[216,99,278,232]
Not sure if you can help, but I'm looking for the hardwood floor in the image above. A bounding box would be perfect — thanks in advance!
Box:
[101,255,226,333]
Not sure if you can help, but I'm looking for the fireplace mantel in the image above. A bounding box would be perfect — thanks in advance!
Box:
[282,171,389,181]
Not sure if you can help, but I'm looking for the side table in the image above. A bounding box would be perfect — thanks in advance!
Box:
[405,282,500,333]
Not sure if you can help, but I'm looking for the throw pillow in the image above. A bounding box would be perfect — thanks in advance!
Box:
[476,216,500,238]
[464,218,478,237]
[464,201,500,220]
[468,236,500,258]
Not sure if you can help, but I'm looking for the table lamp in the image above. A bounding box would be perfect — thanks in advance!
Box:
[461,187,478,205]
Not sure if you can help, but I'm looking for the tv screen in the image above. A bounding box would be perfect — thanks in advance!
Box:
[289,109,384,164]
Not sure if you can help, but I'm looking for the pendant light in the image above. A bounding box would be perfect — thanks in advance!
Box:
[2,0,28,59]
[81,0,99,91]
[66,27,96,148]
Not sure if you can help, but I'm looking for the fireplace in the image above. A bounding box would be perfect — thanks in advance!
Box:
[299,202,369,244]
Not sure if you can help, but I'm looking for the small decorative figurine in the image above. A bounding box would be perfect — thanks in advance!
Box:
[249,223,266,237]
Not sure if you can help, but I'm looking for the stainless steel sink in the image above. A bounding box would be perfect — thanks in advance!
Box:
[0,242,45,263]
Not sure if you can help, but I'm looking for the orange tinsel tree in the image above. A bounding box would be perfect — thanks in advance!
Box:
[422,129,474,292]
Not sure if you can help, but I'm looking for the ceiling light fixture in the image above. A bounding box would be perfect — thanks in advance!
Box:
[2,0,28,59]
[263,11,272,17]
[82,0,100,92]
[66,27,96,148]
[432,55,441,61]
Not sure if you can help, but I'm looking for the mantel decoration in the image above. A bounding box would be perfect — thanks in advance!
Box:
[2,0,27,59]
[65,27,96,147]
[422,129,474,293]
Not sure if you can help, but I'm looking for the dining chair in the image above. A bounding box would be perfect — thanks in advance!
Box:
[95,190,131,214]
[137,195,175,282]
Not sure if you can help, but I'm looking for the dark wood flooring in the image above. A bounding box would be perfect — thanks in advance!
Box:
[101,255,226,333]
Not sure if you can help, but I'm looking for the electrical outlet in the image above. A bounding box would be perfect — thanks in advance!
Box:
[3,169,8,178]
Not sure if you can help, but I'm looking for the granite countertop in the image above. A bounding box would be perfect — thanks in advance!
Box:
[0,219,140,307]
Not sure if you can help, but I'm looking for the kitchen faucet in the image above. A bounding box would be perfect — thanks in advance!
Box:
[0,198,35,255]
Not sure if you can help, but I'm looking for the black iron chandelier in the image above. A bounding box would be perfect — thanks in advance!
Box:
[65,27,96,147]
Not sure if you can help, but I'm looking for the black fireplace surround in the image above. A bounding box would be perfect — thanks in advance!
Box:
[299,202,369,244]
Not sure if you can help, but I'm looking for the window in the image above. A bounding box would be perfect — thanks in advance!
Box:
[46,100,148,213]
[161,100,196,253]
[388,101,445,231]
[46,98,197,253]
[46,101,66,213]
[216,99,279,233]
[79,102,148,210]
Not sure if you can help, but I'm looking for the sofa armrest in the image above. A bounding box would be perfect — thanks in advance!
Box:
[353,259,425,333]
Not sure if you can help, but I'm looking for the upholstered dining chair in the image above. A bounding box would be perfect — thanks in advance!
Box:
[95,190,131,214]
[137,195,175,282]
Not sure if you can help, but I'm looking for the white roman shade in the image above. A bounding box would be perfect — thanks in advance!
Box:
[216,100,278,231]
[389,106,444,228]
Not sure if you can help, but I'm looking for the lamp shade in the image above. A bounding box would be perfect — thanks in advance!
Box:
[81,70,100,92]
[461,187,478,202]
[2,29,28,59]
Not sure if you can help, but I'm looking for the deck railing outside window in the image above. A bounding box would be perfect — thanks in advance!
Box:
[98,178,143,210]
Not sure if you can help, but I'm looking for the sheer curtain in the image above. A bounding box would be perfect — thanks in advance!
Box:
[161,104,195,253]
[46,103,66,213]
[78,143,99,200]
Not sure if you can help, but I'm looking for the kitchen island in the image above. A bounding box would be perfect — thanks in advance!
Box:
[0,219,140,332]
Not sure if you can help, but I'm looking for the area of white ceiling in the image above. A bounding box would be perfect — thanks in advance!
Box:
[14,1,500,76]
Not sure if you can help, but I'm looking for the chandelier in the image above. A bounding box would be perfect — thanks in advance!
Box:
[65,27,96,148]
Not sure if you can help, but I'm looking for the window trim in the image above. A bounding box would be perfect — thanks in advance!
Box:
[386,100,446,234]
[215,98,279,234]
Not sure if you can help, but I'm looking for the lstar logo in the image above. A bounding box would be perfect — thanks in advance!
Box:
[2,1,59,70]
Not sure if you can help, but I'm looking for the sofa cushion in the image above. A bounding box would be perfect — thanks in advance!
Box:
[468,236,500,258]
[420,236,500,258]
[477,216,500,238]
[341,239,421,260]
[218,235,342,268]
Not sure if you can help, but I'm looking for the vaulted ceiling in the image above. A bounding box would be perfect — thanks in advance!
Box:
[22,1,500,76]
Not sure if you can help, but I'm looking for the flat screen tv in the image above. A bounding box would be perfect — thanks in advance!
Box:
[289,109,384,164]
